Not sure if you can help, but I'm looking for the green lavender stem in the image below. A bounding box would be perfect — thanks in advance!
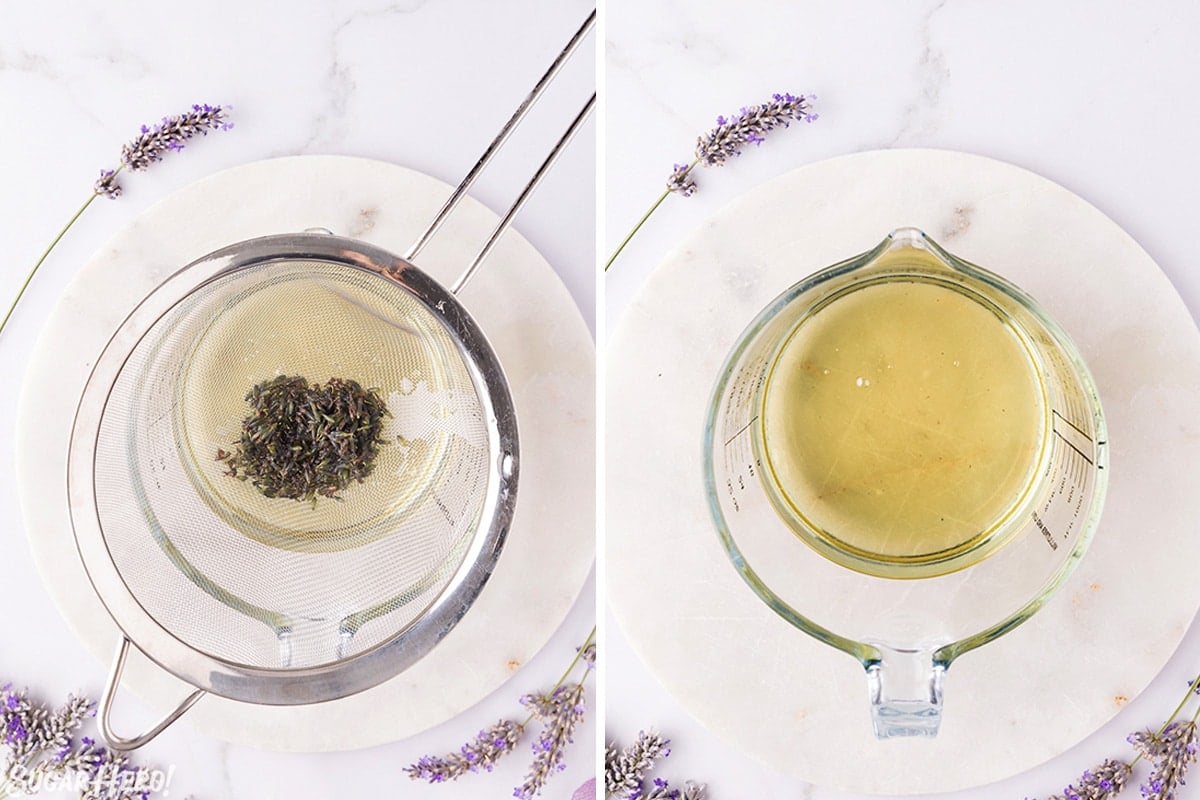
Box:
[0,190,101,336]
[551,625,596,687]
[605,161,698,272]
[519,625,597,727]
[605,188,671,272]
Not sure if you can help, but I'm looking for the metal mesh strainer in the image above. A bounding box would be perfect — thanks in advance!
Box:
[68,234,517,735]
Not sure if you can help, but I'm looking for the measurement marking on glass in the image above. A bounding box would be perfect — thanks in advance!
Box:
[724,415,759,447]
[1051,409,1092,441]
[1052,427,1093,465]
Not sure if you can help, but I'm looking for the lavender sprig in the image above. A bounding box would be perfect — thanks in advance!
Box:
[407,628,596,797]
[604,731,671,799]
[1,684,93,795]
[515,682,588,799]
[0,682,167,799]
[677,93,817,193]
[404,720,524,783]
[1138,721,1198,800]
[95,104,232,197]
[1047,759,1132,800]
[605,91,817,270]
[2,103,234,337]
[603,731,707,800]
[1029,670,1200,800]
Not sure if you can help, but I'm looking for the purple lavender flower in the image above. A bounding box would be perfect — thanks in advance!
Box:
[0,687,160,798]
[91,103,232,198]
[515,682,588,799]
[605,730,672,799]
[405,720,525,783]
[1131,729,1170,762]
[404,630,595,795]
[667,164,696,197]
[638,777,706,800]
[1139,721,1198,800]
[81,745,162,800]
[666,92,817,197]
[1047,759,1131,800]
[6,714,28,743]
[120,104,232,169]
[95,168,122,199]
[520,689,560,722]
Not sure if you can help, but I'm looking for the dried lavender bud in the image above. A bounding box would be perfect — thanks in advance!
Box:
[1140,721,1198,800]
[520,689,562,722]
[218,375,390,505]
[1130,729,1170,762]
[637,777,706,800]
[515,682,587,799]
[406,720,524,783]
[667,92,817,196]
[1047,758,1131,800]
[605,744,620,789]
[94,169,122,199]
[666,163,696,197]
[80,746,162,800]
[605,730,671,799]
[643,777,677,800]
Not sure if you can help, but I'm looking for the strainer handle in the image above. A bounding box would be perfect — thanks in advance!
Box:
[403,9,595,265]
[98,637,207,752]
[449,92,596,295]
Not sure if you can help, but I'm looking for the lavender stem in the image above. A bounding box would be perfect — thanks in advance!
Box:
[0,190,100,336]
[605,188,671,272]
[605,159,700,271]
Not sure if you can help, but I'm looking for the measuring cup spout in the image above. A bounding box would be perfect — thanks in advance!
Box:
[865,644,946,738]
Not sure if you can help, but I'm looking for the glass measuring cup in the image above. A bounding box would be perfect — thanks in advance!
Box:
[703,228,1107,737]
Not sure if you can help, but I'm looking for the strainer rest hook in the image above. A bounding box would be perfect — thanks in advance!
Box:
[98,638,206,752]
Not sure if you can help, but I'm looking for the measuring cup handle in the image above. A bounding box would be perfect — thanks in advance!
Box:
[864,645,946,738]
[98,637,206,752]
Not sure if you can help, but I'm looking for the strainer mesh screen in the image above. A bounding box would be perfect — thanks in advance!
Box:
[92,261,491,670]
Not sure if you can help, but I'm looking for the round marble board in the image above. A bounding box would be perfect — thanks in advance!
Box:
[606,148,1200,794]
[17,155,595,751]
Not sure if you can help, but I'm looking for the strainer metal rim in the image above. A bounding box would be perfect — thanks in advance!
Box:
[67,232,519,706]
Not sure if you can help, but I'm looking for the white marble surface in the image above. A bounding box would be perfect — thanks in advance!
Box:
[0,3,595,799]
[605,2,1200,799]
